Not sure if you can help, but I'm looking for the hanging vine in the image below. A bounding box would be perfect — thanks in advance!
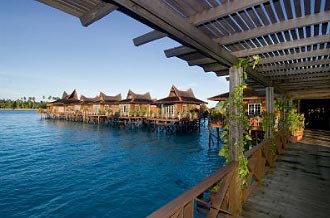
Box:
[218,55,259,185]
[262,111,276,155]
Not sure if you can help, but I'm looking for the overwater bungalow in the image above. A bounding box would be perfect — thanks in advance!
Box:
[119,90,156,117]
[155,85,206,119]
[47,90,80,114]
[79,95,99,114]
[77,92,122,115]
[208,87,266,126]
[97,92,122,115]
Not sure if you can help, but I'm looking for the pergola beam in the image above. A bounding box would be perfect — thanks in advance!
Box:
[257,59,330,72]
[201,63,228,72]
[264,66,330,77]
[232,35,330,57]
[259,49,330,65]
[110,0,236,67]
[37,0,82,17]
[188,57,217,66]
[288,89,330,99]
[133,30,167,46]
[279,82,330,88]
[272,74,330,81]
[215,11,330,45]
[80,2,118,26]
[164,45,196,58]
[133,0,268,46]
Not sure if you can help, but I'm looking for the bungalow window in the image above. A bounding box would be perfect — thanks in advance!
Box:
[164,105,174,116]
[183,104,187,114]
[248,103,261,116]
[93,104,99,113]
[123,105,129,113]
[134,105,140,112]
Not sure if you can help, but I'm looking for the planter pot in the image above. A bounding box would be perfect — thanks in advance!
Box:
[289,131,303,143]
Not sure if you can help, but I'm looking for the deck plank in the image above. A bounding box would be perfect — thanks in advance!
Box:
[240,129,330,218]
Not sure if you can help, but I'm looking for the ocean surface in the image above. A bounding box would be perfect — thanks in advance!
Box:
[0,110,224,218]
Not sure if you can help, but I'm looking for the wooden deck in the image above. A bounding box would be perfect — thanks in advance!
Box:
[240,129,330,218]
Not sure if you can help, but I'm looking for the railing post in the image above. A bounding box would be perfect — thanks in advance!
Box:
[266,87,274,139]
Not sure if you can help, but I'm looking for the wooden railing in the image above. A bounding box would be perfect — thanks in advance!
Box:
[148,131,289,218]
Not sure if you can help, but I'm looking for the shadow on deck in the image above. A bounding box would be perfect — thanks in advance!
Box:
[240,129,330,218]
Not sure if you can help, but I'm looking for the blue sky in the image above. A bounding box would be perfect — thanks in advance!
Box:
[0,1,229,106]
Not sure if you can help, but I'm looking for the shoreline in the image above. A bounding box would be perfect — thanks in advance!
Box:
[0,108,37,111]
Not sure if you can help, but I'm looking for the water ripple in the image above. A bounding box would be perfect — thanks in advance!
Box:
[0,110,223,218]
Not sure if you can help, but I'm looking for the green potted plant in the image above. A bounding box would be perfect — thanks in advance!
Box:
[287,108,305,143]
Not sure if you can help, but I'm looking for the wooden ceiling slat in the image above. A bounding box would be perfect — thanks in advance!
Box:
[245,8,263,27]
[273,0,285,21]
[304,0,311,15]
[211,22,227,36]
[215,11,330,45]
[279,83,330,89]
[232,35,330,57]
[257,59,330,72]
[284,0,293,19]
[187,0,211,12]
[259,48,330,64]
[266,67,330,77]
[164,0,196,17]
[272,74,330,81]
[263,1,277,24]
[188,0,269,26]
[207,0,220,8]
[238,10,256,29]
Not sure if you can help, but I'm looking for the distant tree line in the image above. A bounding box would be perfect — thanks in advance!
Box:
[0,96,60,109]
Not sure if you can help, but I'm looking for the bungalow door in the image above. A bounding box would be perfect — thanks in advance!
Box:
[93,104,100,114]
[164,105,175,118]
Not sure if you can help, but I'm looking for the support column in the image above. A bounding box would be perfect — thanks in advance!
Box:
[229,66,243,161]
[279,96,285,130]
[266,87,274,139]
[229,66,243,216]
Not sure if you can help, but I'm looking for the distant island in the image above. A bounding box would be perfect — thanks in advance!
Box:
[0,96,59,110]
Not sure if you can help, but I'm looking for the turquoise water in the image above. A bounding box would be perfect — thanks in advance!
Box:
[0,110,224,218]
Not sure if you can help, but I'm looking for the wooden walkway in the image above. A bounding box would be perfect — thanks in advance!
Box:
[240,129,330,218]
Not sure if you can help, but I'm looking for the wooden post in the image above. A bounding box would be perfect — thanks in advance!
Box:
[229,66,243,161]
[228,66,244,216]
[266,87,274,139]
[279,96,285,130]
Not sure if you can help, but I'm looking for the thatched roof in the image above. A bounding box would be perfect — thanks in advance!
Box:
[80,95,99,104]
[120,90,154,104]
[208,88,264,101]
[156,85,206,104]
[62,91,68,99]
[50,89,79,105]
[99,92,122,104]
